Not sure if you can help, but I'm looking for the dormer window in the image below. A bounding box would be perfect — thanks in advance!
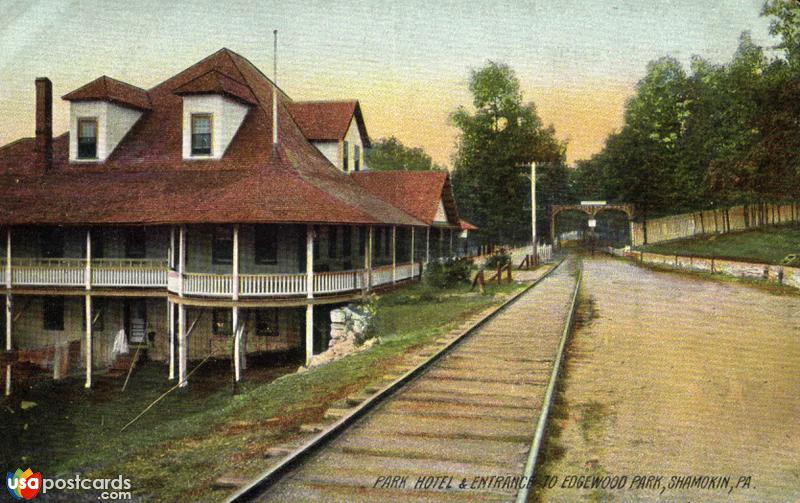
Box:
[342,140,349,171]
[191,114,213,156]
[77,118,98,159]
[354,145,361,172]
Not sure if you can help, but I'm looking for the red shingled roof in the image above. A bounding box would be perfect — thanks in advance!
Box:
[0,49,420,227]
[287,100,370,146]
[460,219,478,231]
[173,70,257,105]
[351,171,460,227]
[62,75,151,110]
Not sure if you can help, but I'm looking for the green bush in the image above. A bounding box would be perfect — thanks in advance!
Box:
[485,253,511,270]
[424,258,474,289]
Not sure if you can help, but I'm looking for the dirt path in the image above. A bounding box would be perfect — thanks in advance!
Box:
[539,256,800,502]
[253,259,580,502]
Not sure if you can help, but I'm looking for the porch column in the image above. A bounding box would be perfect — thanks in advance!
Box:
[233,306,241,382]
[425,227,430,265]
[178,225,186,297]
[178,303,187,387]
[169,226,176,268]
[306,225,314,300]
[305,225,314,366]
[449,229,454,257]
[362,227,369,293]
[4,228,11,396]
[5,294,11,396]
[391,226,397,284]
[410,227,415,264]
[85,229,92,290]
[232,224,239,301]
[367,226,373,289]
[84,294,92,389]
[305,304,314,367]
[167,301,175,380]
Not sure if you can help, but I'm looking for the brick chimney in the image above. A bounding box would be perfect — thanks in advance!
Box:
[34,77,53,172]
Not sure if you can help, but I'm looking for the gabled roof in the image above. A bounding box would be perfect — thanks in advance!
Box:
[0,49,420,227]
[351,171,460,227]
[173,69,257,105]
[287,100,370,147]
[62,75,151,110]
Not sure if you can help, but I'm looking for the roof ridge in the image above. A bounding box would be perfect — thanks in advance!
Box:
[291,99,358,104]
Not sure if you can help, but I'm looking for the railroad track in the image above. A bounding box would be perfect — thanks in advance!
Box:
[229,257,582,503]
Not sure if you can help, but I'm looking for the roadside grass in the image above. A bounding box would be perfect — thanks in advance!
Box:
[638,225,800,265]
[1,280,526,502]
[630,257,800,297]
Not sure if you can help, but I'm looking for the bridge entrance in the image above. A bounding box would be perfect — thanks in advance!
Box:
[551,202,634,248]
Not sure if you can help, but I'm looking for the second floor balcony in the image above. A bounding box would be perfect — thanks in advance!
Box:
[1,223,430,299]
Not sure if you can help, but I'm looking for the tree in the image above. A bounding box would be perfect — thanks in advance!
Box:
[366,136,444,171]
[762,0,800,68]
[450,61,567,245]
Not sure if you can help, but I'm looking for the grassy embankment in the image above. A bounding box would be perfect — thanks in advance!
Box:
[639,226,800,265]
[1,279,527,502]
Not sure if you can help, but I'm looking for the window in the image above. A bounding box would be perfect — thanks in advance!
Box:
[342,226,351,258]
[328,226,338,259]
[212,226,233,264]
[255,225,278,264]
[77,118,98,159]
[384,227,391,256]
[125,228,147,259]
[358,227,366,257]
[212,308,232,336]
[43,297,64,331]
[342,140,349,171]
[89,229,104,259]
[375,228,383,257]
[255,309,279,337]
[354,145,361,171]
[191,114,212,156]
[40,227,64,258]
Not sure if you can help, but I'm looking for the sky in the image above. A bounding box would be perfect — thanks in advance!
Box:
[0,0,778,166]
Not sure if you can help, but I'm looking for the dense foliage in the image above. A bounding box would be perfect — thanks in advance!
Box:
[424,258,474,289]
[450,62,571,245]
[484,253,511,270]
[572,2,800,225]
[366,136,445,171]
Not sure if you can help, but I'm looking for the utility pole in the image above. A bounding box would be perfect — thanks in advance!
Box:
[530,161,537,259]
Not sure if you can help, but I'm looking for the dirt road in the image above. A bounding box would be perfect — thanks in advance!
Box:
[539,256,800,502]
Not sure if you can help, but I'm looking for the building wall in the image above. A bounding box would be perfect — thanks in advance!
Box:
[8,225,169,260]
[310,118,367,172]
[313,141,339,168]
[69,101,143,162]
[10,295,153,372]
[182,306,303,360]
[181,95,249,160]
[342,117,367,172]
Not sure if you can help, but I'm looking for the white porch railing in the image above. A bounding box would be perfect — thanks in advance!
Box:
[92,259,168,287]
[395,263,415,281]
[314,269,363,295]
[240,273,307,297]
[11,258,85,287]
[370,265,394,287]
[183,273,233,297]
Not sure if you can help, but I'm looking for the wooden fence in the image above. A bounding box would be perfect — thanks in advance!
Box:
[631,202,800,246]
